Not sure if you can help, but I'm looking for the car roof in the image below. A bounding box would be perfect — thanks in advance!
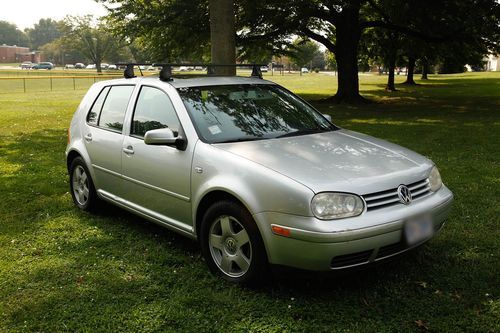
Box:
[97,76,276,89]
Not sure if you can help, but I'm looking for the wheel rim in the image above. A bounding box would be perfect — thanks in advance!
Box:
[208,215,252,278]
[72,165,90,206]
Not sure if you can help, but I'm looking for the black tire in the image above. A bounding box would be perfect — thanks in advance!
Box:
[69,156,99,212]
[200,200,268,284]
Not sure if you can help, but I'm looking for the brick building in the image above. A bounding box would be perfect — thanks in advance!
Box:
[0,44,41,63]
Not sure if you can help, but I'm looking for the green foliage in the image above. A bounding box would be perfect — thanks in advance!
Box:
[289,39,322,69]
[59,16,132,71]
[0,21,29,47]
[25,18,61,50]
[102,0,211,62]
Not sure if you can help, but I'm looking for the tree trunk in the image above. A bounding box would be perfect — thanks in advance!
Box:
[386,60,396,91]
[403,56,416,84]
[327,2,366,103]
[421,58,429,80]
[209,0,236,76]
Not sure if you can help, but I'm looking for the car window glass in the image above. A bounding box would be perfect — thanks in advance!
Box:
[131,86,180,138]
[87,86,110,126]
[98,85,135,132]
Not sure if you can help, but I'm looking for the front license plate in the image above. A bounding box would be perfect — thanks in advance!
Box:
[404,215,434,245]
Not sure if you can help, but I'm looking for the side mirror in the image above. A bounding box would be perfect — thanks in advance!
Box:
[144,128,186,150]
[322,114,332,122]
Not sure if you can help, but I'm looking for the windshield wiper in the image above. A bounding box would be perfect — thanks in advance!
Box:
[276,128,330,139]
[214,137,267,144]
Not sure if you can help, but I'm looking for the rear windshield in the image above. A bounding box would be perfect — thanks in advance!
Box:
[177,84,335,143]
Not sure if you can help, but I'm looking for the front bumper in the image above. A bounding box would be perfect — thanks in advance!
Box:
[253,185,454,271]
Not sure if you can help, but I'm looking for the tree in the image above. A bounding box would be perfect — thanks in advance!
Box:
[209,0,236,75]
[289,39,321,71]
[102,0,499,102]
[25,18,61,50]
[0,21,29,47]
[60,16,123,72]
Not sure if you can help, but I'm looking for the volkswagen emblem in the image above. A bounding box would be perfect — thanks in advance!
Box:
[397,185,412,205]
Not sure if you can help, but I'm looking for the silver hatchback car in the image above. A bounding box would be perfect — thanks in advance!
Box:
[66,75,453,283]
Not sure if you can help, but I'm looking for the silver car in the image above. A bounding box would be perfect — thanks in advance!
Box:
[66,76,453,283]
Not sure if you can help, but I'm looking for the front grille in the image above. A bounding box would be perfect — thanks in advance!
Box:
[330,250,373,268]
[362,179,431,211]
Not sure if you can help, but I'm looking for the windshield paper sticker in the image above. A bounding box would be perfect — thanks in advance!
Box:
[208,125,222,135]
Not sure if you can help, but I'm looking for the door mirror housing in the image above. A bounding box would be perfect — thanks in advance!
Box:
[322,114,332,122]
[144,128,186,150]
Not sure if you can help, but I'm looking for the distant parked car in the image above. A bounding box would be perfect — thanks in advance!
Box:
[108,64,117,70]
[260,66,269,73]
[20,61,33,69]
[101,63,110,70]
[86,64,96,69]
[65,64,75,69]
[75,63,85,69]
[32,62,54,70]
[178,66,189,71]
[301,67,309,73]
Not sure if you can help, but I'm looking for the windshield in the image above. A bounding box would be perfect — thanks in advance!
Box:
[178,84,336,143]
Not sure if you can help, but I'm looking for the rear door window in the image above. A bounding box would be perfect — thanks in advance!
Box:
[98,85,135,132]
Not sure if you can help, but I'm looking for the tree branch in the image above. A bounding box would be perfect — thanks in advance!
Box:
[360,20,452,42]
[301,28,336,52]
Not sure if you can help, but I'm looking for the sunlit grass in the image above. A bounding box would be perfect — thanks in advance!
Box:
[0,72,499,332]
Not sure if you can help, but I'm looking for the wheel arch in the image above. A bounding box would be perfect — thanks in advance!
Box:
[66,149,82,171]
[195,190,247,239]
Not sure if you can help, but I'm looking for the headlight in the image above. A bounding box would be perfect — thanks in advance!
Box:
[428,166,442,192]
[311,193,364,220]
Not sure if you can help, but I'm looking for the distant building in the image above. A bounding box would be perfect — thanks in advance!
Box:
[0,44,42,63]
[485,54,499,71]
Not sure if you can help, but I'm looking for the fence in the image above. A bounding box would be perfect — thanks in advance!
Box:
[0,75,122,94]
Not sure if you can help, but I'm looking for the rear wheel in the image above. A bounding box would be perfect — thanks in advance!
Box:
[69,156,99,211]
[200,201,267,284]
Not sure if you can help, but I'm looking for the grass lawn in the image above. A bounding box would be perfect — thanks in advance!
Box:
[0,72,499,332]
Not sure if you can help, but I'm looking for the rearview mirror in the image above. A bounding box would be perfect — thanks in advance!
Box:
[144,128,186,150]
[322,114,332,122]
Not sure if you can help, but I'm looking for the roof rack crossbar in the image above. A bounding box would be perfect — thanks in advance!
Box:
[115,63,266,81]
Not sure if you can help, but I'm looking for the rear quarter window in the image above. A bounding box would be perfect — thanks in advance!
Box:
[87,86,110,126]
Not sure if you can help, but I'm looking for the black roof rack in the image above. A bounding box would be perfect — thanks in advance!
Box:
[115,63,266,81]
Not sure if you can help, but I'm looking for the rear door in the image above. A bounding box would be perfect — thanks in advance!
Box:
[83,85,135,198]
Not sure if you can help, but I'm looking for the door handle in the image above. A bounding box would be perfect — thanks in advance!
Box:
[84,133,92,142]
[122,146,134,155]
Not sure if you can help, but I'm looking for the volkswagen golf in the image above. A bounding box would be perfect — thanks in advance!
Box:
[66,68,453,283]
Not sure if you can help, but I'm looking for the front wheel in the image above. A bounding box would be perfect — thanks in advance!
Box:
[200,201,268,284]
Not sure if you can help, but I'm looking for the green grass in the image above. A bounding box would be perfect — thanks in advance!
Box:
[0,72,499,332]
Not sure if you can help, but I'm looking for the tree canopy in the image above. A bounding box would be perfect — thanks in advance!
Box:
[25,18,61,50]
[0,21,29,47]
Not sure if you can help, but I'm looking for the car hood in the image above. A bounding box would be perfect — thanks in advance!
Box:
[214,129,433,194]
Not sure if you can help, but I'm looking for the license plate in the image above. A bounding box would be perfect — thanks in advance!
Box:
[404,215,434,245]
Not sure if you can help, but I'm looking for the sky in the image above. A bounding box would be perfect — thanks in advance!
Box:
[0,0,108,30]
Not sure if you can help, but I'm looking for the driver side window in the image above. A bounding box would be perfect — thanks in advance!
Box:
[131,86,180,138]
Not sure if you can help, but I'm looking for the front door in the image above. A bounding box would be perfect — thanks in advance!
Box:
[121,85,194,231]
